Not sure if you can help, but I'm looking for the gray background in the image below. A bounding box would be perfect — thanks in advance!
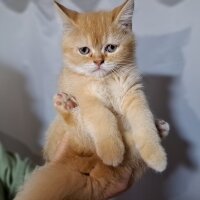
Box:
[0,0,200,199]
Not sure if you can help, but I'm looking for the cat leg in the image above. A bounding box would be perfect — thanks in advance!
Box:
[52,93,169,169]
[53,92,78,124]
[79,97,125,167]
[44,93,78,161]
[14,121,169,200]
[122,90,167,172]
[94,121,170,199]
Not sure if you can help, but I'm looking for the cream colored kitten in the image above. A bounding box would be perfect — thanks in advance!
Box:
[14,1,169,199]
[46,0,167,171]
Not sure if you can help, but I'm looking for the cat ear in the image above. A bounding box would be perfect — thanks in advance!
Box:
[55,1,78,32]
[112,0,134,30]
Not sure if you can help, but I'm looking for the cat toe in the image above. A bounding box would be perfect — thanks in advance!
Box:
[97,139,125,167]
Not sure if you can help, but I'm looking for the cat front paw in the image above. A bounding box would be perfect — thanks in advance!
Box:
[96,138,125,167]
[54,92,78,113]
[141,143,167,172]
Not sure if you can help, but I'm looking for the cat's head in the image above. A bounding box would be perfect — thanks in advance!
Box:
[56,0,135,78]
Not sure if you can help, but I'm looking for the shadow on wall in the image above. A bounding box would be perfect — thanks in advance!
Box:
[70,0,100,11]
[69,0,185,11]
[0,131,41,164]
[157,0,185,7]
[136,28,191,73]
[1,0,186,15]
[1,0,55,19]
[0,65,42,164]
[1,0,30,12]
[144,75,195,172]
[118,29,198,200]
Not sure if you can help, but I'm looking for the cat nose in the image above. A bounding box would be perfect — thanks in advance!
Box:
[93,59,104,68]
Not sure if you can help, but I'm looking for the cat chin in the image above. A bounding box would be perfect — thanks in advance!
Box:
[73,68,110,78]
[67,65,114,78]
[89,70,110,78]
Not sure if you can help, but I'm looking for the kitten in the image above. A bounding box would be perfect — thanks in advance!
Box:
[47,0,167,170]
[14,1,169,199]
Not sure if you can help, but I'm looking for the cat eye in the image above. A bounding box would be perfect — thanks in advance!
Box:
[79,47,91,55]
[105,44,118,53]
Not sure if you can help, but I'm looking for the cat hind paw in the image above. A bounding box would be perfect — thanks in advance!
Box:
[97,138,125,167]
[143,145,167,172]
[155,119,170,139]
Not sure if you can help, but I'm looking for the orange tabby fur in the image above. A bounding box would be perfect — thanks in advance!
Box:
[14,1,168,199]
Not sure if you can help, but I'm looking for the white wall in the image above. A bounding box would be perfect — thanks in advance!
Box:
[0,0,200,199]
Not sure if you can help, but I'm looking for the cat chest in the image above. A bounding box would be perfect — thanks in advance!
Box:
[91,82,131,132]
[90,82,124,113]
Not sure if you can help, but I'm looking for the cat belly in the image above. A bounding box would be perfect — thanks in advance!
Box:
[44,114,95,161]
